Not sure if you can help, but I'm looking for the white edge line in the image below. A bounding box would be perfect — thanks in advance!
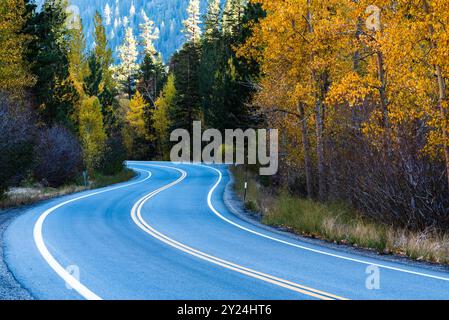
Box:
[33,169,152,300]
[197,164,449,283]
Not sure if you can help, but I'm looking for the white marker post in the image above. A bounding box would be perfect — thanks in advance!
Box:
[243,164,248,203]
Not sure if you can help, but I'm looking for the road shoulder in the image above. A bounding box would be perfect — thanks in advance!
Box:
[223,168,449,275]
[0,208,34,300]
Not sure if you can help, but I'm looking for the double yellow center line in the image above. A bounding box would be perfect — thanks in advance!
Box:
[131,165,347,300]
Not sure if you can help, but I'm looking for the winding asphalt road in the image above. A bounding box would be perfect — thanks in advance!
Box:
[3,161,449,299]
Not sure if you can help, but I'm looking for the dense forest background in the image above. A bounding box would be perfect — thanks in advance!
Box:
[1,0,449,235]
[36,0,209,62]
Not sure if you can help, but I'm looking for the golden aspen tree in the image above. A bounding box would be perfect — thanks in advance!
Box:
[238,0,356,199]
[421,0,449,188]
[152,74,176,160]
[0,0,35,96]
[127,91,148,139]
[327,1,432,150]
[238,0,449,222]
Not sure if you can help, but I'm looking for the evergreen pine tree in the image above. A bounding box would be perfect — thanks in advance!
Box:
[200,1,263,130]
[84,53,102,97]
[169,42,201,134]
[93,12,115,109]
[116,26,139,98]
[222,0,246,35]
[139,11,159,60]
[183,0,202,44]
[26,0,79,128]
[204,0,221,41]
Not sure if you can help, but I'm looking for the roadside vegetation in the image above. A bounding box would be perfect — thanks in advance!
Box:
[0,169,135,209]
[231,166,449,265]
[0,0,257,204]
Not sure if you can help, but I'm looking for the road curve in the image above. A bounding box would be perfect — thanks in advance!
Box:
[3,161,449,299]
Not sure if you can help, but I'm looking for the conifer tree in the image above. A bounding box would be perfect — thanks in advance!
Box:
[139,54,166,106]
[183,0,202,44]
[116,27,139,98]
[27,0,79,128]
[222,0,246,35]
[139,11,159,59]
[85,11,115,110]
[169,42,202,134]
[204,0,221,41]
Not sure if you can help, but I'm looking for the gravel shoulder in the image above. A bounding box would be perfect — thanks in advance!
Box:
[0,208,34,300]
[223,169,449,275]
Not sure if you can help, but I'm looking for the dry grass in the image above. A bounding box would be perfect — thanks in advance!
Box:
[0,169,135,209]
[230,165,449,265]
[386,229,449,264]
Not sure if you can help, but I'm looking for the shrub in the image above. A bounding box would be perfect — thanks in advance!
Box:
[34,125,83,187]
[100,131,127,175]
[0,94,35,196]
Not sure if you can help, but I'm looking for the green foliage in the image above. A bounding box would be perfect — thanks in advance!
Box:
[169,42,202,134]
[139,53,167,106]
[100,131,127,175]
[123,91,153,159]
[93,11,115,109]
[127,91,148,138]
[84,53,102,97]
[203,0,221,42]
[26,0,79,128]
[68,20,88,98]
[79,96,106,173]
[84,12,116,127]
[137,53,168,159]
[153,74,176,159]
[91,169,135,189]
[199,2,264,131]
[264,193,388,252]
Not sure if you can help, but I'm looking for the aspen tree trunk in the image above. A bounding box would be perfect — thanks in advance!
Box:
[376,50,393,163]
[306,0,326,201]
[353,17,363,74]
[298,103,313,199]
[376,52,389,132]
[349,17,364,203]
[315,98,326,201]
[370,9,391,158]
[436,66,449,189]
[423,0,449,189]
